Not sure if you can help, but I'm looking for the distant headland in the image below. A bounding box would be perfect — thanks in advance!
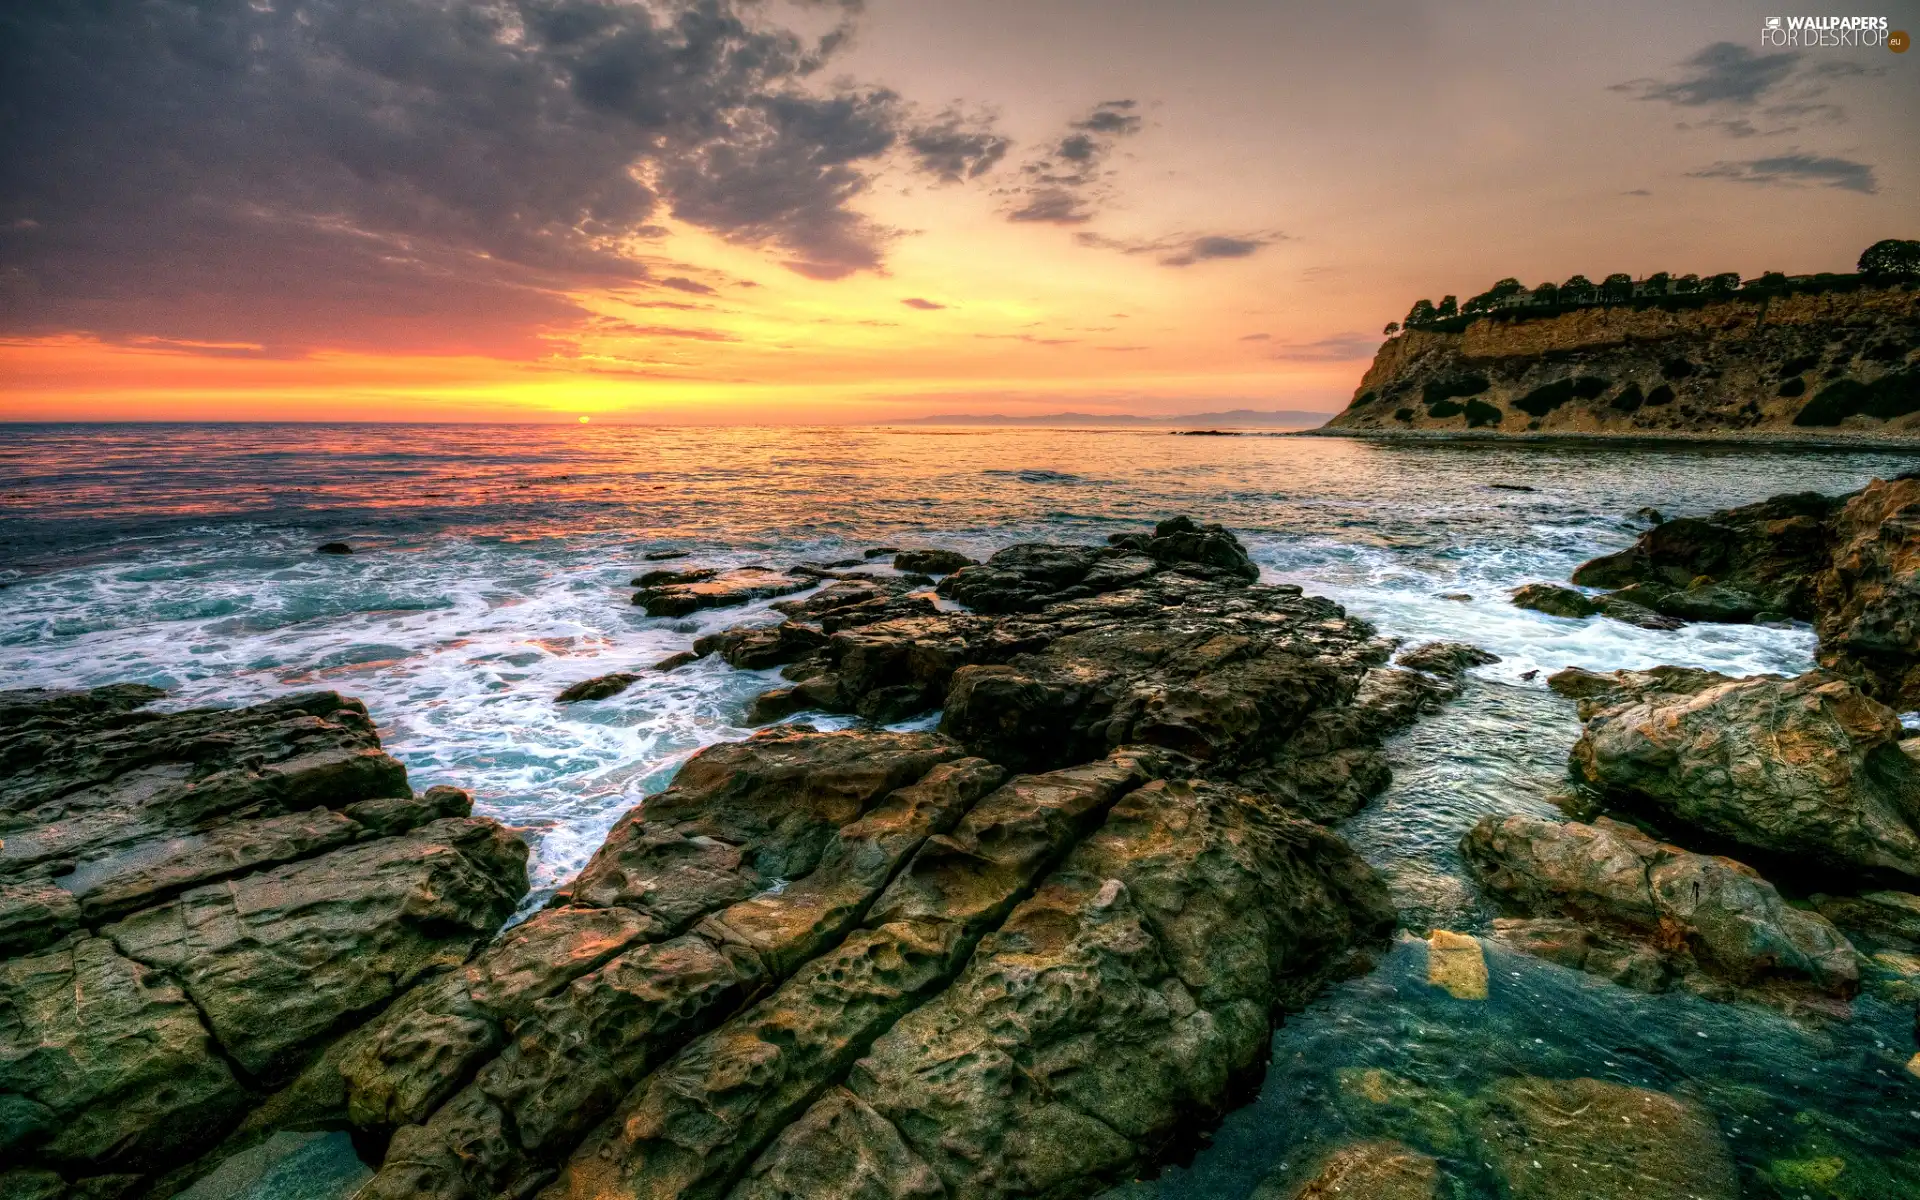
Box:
[1325,239,1920,440]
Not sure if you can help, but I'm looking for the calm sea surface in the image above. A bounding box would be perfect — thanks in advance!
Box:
[3,422,1917,1197]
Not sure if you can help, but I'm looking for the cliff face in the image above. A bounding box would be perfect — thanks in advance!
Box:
[1326,287,1920,436]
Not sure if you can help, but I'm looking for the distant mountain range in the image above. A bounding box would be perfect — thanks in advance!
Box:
[886,408,1334,428]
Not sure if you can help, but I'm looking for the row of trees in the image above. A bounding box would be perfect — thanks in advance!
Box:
[1386,239,1920,335]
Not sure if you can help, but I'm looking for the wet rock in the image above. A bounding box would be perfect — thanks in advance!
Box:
[1464,813,1859,996]
[643,550,689,562]
[359,748,1004,1200]
[1425,929,1488,999]
[633,566,718,588]
[1568,668,1920,882]
[0,935,245,1174]
[1814,476,1920,710]
[105,816,527,1080]
[547,764,1391,1200]
[561,729,962,918]
[1812,889,1920,952]
[0,689,416,955]
[863,547,900,559]
[343,783,473,837]
[633,568,811,617]
[1394,641,1500,674]
[556,672,640,702]
[1572,477,1920,707]
[1253,1140,1439,1200]
[1109,514,1262,583]
[1592,594,1686,630]
[521,751,1163,1200]
[1470,1076,1739,1200]
[731,1087,945,1200]
[0,686,531,1197]
[694,621,830,670]
[891,548,975,575]
[1510,583,1596,619]
[316,542,353,555]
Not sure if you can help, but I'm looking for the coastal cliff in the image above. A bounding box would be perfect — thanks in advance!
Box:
[1325,286,1920,437]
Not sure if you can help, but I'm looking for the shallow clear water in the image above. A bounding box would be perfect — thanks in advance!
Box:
[3,423,1917,1196]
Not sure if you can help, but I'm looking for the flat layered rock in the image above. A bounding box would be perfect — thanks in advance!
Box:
[762,779,1393,1199]
[633,568,813,617]
[1465,812,1858,997]
[105,817,526,1079]
[0,686,531,1196]
[1566,667,1920,883]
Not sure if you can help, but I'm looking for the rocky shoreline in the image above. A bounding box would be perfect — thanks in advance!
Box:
[4,502,1918,1199]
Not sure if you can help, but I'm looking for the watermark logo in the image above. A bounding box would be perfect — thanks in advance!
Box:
[1761,15,1892,48]
[1892,29,1910,51]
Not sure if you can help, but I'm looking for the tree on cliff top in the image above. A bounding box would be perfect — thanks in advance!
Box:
[1859,239,1920,279]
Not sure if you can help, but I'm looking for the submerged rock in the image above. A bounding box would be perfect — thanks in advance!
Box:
[1464,812,1859,997]
[1570,477,1920,707]
[1567,668,1920,883]
[555,671,640,702]
[1470,1076,1740,1200]
[1510,583,1597,619]
[632,567,812,617]
[1252,1140,1439,1200]
[891,548,975,575]
[0,686,529,1196]
[1424,929,1488,999]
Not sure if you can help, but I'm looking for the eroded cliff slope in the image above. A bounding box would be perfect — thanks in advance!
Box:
[1326,287,1920,437]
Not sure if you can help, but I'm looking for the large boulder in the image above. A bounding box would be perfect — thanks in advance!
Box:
[1566,668,1920,883]
[1570,477,1920,706]
[1464,812,1859,997]
[1814,476,1920,709]
[0,686,530,1196]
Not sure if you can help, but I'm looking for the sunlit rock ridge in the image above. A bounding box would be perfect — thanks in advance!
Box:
[1327,284,1919,438]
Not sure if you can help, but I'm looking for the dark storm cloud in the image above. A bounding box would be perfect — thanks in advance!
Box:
[1075,231,1281,268]
[1690,154,1878,194]
[1004,100,1142,225]
[0,0,997,352]
[905,109,1012,183]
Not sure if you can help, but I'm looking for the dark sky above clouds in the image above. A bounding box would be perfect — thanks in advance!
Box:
[2,0,1916,417]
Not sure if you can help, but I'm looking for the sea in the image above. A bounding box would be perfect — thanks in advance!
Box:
[3,422,1918,1197]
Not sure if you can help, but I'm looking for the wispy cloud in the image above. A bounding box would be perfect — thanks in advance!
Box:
[1690,153,1877,194]
[1266,331,1378,362]
[1004,100,1143,225]
[901,297,946,310]
[1075,230,1283,268]
[1613,41,1874,138]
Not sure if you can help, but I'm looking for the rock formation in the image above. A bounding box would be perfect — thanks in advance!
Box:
[316,518,1451,1200]
[1464,813,1859,998]
[0,687,529,1198]
[1325,286,1920,437]
[6,519,1498,1200]
[1556,666,1920,883]
[1565,476,1920,708]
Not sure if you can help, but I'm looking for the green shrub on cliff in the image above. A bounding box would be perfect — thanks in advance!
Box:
[1791,370,1920,426]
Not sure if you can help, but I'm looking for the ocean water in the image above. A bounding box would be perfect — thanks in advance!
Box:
[3,422,1917,1197]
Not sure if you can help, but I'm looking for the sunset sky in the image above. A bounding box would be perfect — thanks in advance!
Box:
[3,0,1916,423]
